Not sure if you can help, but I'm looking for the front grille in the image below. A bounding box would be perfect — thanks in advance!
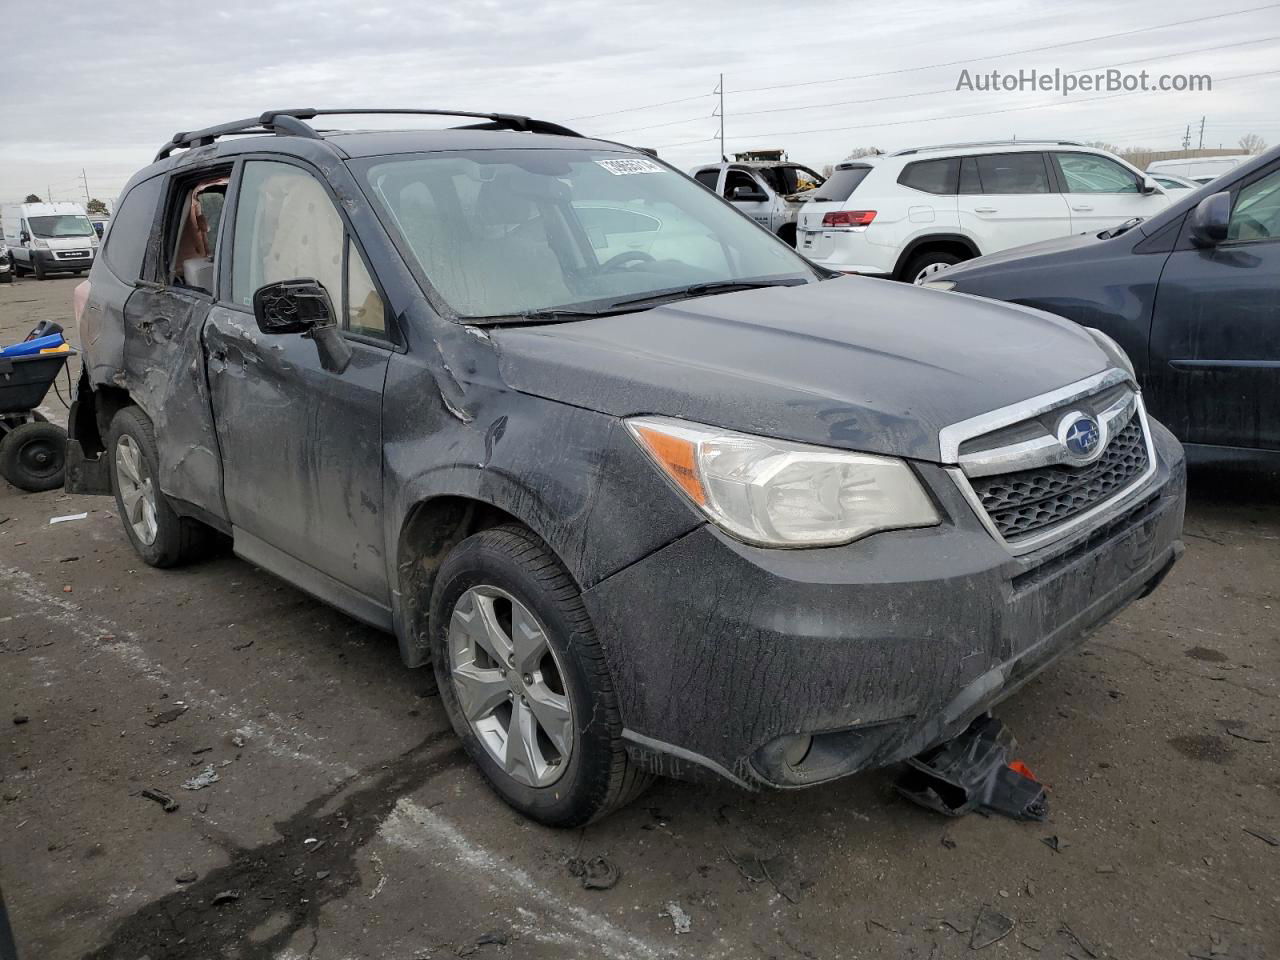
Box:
[55,250,90,260]
[970,414,1149,540]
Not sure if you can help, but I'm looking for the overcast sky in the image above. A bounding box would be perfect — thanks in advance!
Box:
[1,0,1278,205]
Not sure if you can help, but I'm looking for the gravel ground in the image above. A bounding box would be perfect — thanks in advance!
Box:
[1,275,1277,960]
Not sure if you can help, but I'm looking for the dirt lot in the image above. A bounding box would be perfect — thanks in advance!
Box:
[1,275,1277,960]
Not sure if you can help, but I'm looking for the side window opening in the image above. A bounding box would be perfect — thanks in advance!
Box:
[1053,153,1141,194]
[1227,168,1280,242]
[972,153,1051,195]
[345,238,387,338]
[101,176,164,283]
[897,158,959,195]
[723,170,761,199]
[165,171,231,293]
[693,169,720,191]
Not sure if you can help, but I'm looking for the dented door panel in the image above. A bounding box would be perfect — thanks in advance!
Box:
[121,286,227,519]
[204,305,391,599]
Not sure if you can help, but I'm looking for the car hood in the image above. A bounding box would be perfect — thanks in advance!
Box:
[491,277,1109,462]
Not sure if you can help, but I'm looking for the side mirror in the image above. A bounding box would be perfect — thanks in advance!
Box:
[252,278,352,373]
[1140,177,1159,195]
[730,184,769,203]
[1189,191,1231,247]
[19,231,29,244]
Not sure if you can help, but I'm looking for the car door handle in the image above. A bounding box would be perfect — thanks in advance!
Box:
[1071,204,1094,211]
[974,207,997,214]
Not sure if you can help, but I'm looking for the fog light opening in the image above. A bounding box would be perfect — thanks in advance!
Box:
[782,734,813,768]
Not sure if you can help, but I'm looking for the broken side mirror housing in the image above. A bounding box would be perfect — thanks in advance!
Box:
[1189,191,1231,247]
[252,278,352,373]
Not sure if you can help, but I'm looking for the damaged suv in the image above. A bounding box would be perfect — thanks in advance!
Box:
[69,109,1186,826]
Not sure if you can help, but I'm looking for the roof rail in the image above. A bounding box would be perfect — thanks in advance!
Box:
[891,139,1083,156]
[155,108,583,162]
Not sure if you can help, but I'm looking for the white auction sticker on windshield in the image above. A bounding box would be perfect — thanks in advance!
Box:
[596,157,665,175]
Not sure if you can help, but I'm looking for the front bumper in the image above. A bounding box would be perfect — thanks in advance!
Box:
[583,420,1186,789]
[33,248,95,272]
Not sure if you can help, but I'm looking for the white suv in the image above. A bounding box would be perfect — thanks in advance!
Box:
[796,141,1171,283]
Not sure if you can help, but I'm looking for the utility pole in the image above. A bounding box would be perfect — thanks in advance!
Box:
[47,184,52,203]
[713,73,726,161]
[1198,116,1205,151]
[81,168,91,207]
[1182,125,1191,153]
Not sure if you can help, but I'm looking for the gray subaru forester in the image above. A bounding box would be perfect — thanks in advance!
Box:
[67,109,1185,825]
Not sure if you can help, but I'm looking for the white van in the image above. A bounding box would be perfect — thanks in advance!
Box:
[1146,155,1251,185]
[0,201,99,279]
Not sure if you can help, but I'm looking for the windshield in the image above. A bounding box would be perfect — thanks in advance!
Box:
[757,165,824,196]
[360,149,818,319]
[809,165,873,202]
[28,215,95,239]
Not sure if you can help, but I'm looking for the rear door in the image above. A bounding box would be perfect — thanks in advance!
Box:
[956,152,1072,252]
[1149,162,1280,450]
[1050,151,1168,234]
[204,157,393,600]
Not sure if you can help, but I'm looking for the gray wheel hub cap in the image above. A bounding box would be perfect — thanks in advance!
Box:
[114,434,158,546]
[913,261,952,284]
[448,585,574,788]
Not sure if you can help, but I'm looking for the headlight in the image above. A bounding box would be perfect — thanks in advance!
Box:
[1085,327,1136,381]
[31,239,49,250]
[627,416,940,547]
[921,280,956,292]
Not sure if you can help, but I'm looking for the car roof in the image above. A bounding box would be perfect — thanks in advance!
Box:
[319,128,623,158]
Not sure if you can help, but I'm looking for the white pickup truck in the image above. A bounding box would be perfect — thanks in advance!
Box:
[689,161,824,246]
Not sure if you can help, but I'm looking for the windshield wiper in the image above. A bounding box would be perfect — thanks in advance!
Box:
[466,306,636,326]
[1099,217,1143,240]
[604,278,808,310]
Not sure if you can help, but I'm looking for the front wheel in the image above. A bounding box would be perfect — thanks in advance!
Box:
[106,406,211,567]
[32,258,46,280]
[430,524,652,826]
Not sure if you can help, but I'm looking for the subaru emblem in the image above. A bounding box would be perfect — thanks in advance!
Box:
[1057,412,1102,462]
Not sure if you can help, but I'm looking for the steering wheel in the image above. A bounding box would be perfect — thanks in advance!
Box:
[601,250,656,271]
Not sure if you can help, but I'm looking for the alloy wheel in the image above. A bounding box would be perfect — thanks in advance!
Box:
[913,261,952,284]
[114,434,158,545]
[447,585,574,788]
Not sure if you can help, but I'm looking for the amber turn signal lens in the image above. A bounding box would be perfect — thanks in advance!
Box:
[631,424,708,506]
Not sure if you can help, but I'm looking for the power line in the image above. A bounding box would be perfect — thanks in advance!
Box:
[567,91,713,122]
[663,67,1280,146]
[730,2,1280,95]
[605,32,1278,138]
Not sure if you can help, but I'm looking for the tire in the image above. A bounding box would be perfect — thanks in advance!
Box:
[106,406,211,567]
[32,258,46,280]
[0,421,66,492]
[777,223,798,248]
[430,524,652,826]
[0,271,11,284]
[905,250,965,284]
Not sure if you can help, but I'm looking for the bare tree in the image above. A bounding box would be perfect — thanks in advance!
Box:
[1085,141,1123,155]
[820,164,834,178]
[844,146,884,160]
[1239,133,1268,154]
[23,193,41,203]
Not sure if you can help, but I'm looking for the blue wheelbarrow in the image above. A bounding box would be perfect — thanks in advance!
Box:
[0,321,74,492]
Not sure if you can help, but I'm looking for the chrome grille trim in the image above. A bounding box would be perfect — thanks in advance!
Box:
[939,369,1160,556]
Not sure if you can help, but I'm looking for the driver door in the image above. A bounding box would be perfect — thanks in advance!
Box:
[723,169,773,230]
[205,158,393,604]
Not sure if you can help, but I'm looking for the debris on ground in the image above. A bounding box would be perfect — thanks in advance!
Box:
[1242,827,1278,847]
[1041,835,1069,853]
[182,765,220,790]
[231,734,247,748]
[145,705,188,727]
[969,905,1014,949]
[12,715,29,725]
[663,901,692,935]
[1059,920,1098,958]
[174,870,198,884]
[140,788,179,813]
[566,855,620,891]
[1225,727,1271,743]
[456,930,510,956]
[210,890,240,905]
[895,715,1048,821]
[48,512,88,525]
